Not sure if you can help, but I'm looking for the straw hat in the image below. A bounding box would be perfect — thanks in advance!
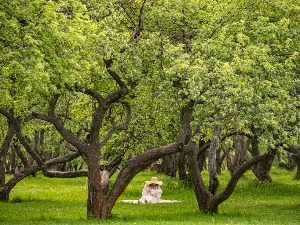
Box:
[146,177,163,185]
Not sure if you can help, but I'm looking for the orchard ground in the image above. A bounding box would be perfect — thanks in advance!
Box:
[1,167,300,224]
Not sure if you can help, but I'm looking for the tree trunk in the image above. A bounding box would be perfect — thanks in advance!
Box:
[176,100,194,180]
[0,156,7,202]
[0,125,15,202]
[228,135,250,175]
[86,152,103,219]
[295,160,300,179]
[283,145,300,179]
[208,126,221,195]
[178,152,187,180]
[0,187,10,202]
[185,141,210,211]
[0,155,5,187]
[160,154,177,177]
[197,139,208,172]
[206,149,276,214]
[250,138,275,182]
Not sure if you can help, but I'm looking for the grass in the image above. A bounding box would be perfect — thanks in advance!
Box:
[1,167,300,224]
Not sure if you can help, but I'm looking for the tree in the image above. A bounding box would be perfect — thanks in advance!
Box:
[1,0,300,220]
[140,0,300,213]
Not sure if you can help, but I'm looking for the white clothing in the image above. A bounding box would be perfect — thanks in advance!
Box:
[138,183,162,204]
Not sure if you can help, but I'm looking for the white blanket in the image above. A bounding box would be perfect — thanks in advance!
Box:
[119,199,181,204]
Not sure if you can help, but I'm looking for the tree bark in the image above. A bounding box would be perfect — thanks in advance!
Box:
[175,100,195,180]
[86,151,103,219]
[284,145,300,179]
[0,125,15,202]
[208,126,221,195]
[185,141,210,211]
[227,135,250,175]
[160,154,177,177]
[178,152,187,180]
[197,139,209,172]
[250,138,275,182]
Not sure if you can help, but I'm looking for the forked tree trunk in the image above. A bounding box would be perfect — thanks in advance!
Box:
[187,136,276,214]
[98,98,193,218]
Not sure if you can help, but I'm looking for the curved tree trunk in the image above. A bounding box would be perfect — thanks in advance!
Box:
[100,142,183,219]
[98,101,196,219]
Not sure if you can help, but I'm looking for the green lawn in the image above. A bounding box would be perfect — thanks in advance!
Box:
[1,168,300,224]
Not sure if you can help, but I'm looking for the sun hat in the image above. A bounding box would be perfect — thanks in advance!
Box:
[145,177,163,185]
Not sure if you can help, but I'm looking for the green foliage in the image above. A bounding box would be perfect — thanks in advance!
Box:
[1,0,299,155]
[1,0,300,221]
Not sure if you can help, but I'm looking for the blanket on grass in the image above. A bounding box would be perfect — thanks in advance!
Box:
[119,199,181,204]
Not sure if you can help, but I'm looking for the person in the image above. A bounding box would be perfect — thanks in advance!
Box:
[138,177,163,204]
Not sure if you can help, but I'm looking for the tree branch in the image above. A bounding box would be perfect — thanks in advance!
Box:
[117,0,136,27]
[45,151,81,168]
[0,125,14,157]
[100,102,131,148]
[43,170,88,178]
[103,142,183,214]
[29,113,89,154]
[0,108,45,169]
[210,148,276,206]
[49,94,60,116]
[65,83,107,107]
